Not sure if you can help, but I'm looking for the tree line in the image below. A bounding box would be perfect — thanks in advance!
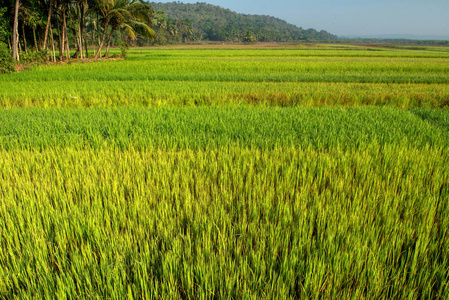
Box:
[0,0,341,70]
[149,2,338,43]
[0,0,156,63]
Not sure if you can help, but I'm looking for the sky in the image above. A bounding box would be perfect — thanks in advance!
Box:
[154,0,449,37]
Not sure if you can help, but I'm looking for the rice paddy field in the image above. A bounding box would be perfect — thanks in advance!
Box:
[1,43,449,298]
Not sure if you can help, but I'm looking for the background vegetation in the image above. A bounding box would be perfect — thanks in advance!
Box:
[0,0,156,65]
[0,0,337,71]
[148,2,337,44]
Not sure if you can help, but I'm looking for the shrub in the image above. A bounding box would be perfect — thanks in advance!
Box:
[119,41,129,59]
[0,43,14,74]
[20,50,49,64]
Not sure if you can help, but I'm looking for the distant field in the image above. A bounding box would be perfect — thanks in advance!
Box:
[1,44,448,298]
[1,44,449,108]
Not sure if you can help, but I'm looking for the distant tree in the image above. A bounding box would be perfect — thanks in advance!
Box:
[242,31,256,43]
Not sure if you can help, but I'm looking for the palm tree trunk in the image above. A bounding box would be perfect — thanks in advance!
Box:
[79,1,86,59]
[63,8,69,60]
[94,18,109,58]
[58,21,64,61]
[22,22,28,55]
[18,35,22,54]
[43,0,53,50]
[50,24,56,62]
[74,25,82,59]
[68,6,79,59]
[78,32,82,58]
[65,33,70,60]
[52,41,56,62]
[12,0,19,61]
[95,13,100,50]
[103,27,115,58]
[84,36,89,58]
[91,27,95,55]
[33,27,38,51]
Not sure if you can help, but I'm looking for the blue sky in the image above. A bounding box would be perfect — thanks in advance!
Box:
[154,0,449,37]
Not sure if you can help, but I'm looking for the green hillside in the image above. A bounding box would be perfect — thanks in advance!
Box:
[149,2,337,43]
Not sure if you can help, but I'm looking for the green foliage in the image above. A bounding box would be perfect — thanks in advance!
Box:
[0,7,10,43]
[0,107,448,150]
[19,49,49,64]
[119,41,129,58]
[0,43,14,74]
[145,11,194,45]
[242,31,257,44]
[149,2,337,42]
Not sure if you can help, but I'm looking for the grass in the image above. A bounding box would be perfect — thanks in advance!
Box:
[0,107,448,150]
[1,43,449,298]
[1,146,448,298]
[1,45,449,108]
[2,81,449,108]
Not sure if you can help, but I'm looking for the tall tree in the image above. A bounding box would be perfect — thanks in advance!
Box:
[12,0,20,60]
[78,0,87,58]
[42,0,54,50]
[18,4,43,53]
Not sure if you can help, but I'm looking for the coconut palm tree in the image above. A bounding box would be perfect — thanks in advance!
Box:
[19,3,43,53]
[103,8,155,57]
[92,0,154,58]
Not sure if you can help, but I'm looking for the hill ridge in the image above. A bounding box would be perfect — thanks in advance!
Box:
[149,2,337,42]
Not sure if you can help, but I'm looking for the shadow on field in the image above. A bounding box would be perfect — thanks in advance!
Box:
[409,109,449,132]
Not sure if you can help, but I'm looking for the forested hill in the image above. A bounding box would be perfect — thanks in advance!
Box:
[149,2,337,42]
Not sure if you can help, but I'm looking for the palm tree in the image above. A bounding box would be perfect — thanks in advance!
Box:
[103,5,155,57]
[92,0,154,59]
[19,4,43,53]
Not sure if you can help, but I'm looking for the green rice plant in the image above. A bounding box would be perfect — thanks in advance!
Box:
[2,45,448,108]
[0,107,448,150]
[3,56,448,84]
[1,44,448,299]
[1,81,448,108]
[0,146,447,298]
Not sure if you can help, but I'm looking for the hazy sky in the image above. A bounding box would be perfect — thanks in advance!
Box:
[154,0,449,37]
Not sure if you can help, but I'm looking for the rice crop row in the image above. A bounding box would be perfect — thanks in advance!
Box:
[1,107,448,150]
[2,81,449,108]
[2,46,448,109]
[1,146,448,299]
[4,56,449,84]
[127,45,449,58]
